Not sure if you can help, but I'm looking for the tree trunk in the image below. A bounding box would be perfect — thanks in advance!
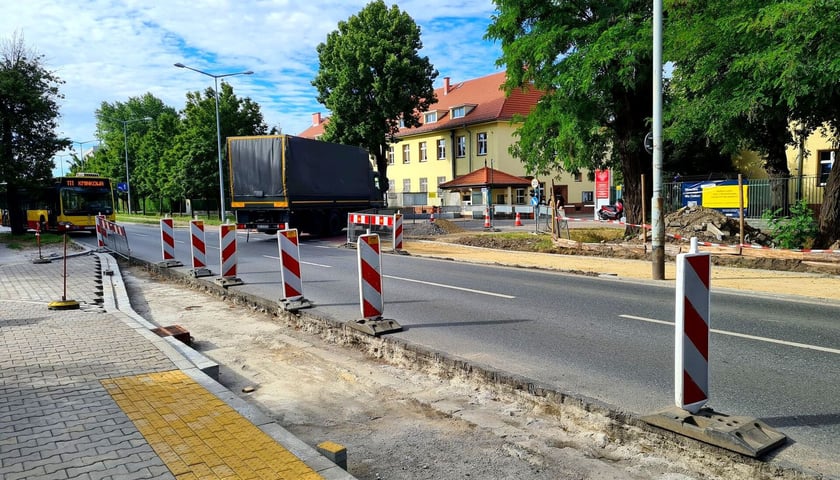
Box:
[373,143,389,202]
[761,118,793,214]
[5,184,27,235]
[816,161,840,248]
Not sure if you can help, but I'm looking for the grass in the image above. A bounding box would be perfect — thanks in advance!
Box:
[116,212,227,227]
[0,231,65,250]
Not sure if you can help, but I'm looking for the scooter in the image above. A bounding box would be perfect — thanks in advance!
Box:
[598,199,625,221]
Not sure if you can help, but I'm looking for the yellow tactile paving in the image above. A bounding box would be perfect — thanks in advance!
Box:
[102,370,324,480]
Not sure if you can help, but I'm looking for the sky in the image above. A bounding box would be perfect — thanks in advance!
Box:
[3,0,503,176]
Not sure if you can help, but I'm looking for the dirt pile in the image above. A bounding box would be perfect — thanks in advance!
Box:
[403,218,465,237]
[664,206,772,246]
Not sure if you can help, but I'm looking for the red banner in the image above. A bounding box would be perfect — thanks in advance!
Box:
[595,169,611,199]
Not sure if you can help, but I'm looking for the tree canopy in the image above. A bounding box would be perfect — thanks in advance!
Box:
[487,0,653,228]
[666,0,840,246]
[312,0,438,196]
[0,32,69,234]
[92,84,267,215]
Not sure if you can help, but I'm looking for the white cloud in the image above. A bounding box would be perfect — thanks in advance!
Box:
[2,0,501,171]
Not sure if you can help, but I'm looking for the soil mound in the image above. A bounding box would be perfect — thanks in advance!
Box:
[664,206,772,246]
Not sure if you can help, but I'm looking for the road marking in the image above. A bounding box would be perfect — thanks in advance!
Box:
[620,314,840,355]
[262,255,332,268]
[384,274,515,299]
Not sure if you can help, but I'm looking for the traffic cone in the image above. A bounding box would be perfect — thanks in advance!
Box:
[484,209,491,228]
[514,212,523,227]
[429,212,435,223]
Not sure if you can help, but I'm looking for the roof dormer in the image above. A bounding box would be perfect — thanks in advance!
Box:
[450,104,477,119]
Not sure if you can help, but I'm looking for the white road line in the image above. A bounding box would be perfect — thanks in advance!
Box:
[620,314,840,355]
[261,255,333,268]
[384,274,515,299]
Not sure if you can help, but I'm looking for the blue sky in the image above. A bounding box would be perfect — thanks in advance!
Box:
[3,0,503,176]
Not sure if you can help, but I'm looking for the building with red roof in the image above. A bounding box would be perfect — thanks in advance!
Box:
[300,71,597,213]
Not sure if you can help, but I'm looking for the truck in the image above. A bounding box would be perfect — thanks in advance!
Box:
[228,135,385,236]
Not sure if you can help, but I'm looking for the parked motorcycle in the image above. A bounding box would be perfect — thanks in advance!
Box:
[597,199,625,221]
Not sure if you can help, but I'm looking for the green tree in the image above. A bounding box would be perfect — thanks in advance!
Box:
[136,110,179,213]
[95,96,159,212]
[0,33,69,234]
[666,0,840,247]
[666,0,795,212]
[312,0,438,197]
[174,82,267,213]
[486,0,653,229]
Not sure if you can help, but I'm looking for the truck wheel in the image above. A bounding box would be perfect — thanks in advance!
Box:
[327,211,343,236]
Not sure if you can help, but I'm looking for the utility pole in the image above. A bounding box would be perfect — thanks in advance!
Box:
[651,0,665,279]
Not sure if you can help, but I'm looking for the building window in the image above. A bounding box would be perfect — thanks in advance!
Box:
[515,188,525,204]
[403,179,411,192]
[437,139,446,159]
[389,179,395,192]
[456,136,466,157]
[477,132,487,155]
[424,111,437,123]
[452,106,465,119]
[819,150,836,186]
[419,177,428,192]
[574,172,582,182]
[402,144,410,164]
[419,142,428,162]
[582,191,594,203]
[399,118,405,128]
[387,146,395,165]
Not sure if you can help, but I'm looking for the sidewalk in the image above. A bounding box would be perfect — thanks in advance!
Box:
[0,246,354,480]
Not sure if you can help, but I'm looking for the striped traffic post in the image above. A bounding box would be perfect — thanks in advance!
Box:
[189,220,211,277]
[358,233,383,319]
[215,224,243,287]
[96,215,107,250]
[346,233,401,336]
[643,240,784,457]
[393,213,403,251]
[675,249,711,413]
[277,228,311,311]
[157,218,183,268]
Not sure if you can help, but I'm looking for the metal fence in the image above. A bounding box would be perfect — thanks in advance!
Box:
[663,175,825,218]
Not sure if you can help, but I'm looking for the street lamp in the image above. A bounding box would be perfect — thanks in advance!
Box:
[74,139,98,170]
[113,117,151,214]
[174,62,254,222]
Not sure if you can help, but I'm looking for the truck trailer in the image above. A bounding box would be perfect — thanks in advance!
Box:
[228,135,384,236]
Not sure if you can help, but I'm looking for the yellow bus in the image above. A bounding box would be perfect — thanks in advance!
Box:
[1,173,116,233]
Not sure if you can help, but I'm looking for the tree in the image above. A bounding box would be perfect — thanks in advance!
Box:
[486,0,653,230]
[312,0,438,197]
[666,0,796,213]
[666,0,840,247]
[97,93,176,212]
[174,82,266,212]
[0,33,69,234]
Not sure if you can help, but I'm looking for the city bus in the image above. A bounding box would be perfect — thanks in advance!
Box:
[0,173,116,233]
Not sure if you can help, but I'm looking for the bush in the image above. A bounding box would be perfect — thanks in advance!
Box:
[761,200,818,249]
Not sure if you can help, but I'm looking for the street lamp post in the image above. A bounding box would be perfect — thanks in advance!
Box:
[74,139,98,171]
[174,62,253,222]
[113,117,151,214]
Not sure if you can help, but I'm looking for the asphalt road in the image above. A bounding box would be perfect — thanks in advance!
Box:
[76,224,840,477]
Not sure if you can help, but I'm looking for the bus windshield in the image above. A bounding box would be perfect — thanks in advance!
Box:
[61,185,114,216]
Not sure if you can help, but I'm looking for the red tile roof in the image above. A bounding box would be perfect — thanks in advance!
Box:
[298,112,327,138]
[439,166,531,189]
[398,71,542,137]
[298,71,542,139]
